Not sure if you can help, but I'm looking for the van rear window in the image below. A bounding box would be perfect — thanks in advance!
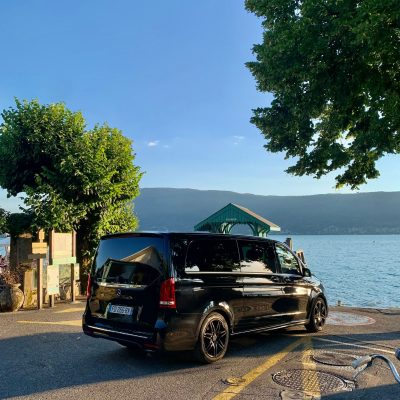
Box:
[93,236,167,285]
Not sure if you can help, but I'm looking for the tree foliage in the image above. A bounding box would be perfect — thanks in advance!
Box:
[245,0,400,188]
[5,212,34,237]
[0,208,8,234]
[0,99,142,272]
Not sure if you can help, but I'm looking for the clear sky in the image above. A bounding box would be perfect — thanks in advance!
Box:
[0,1,399,212]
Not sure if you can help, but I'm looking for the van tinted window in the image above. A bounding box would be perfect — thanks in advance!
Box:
[170,238,188,277]
[93,236,167,285]
[238,240,277,273]
[275,243,302,275]
[185,239,240,273]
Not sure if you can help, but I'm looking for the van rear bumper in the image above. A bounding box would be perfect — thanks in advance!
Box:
[82,312,199,352]
[82,321,161,350]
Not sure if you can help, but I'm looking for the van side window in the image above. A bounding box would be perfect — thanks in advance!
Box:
[238,240,277,273]
[170,239,189,277]
[185,239,240,273]
[275,244,301,275]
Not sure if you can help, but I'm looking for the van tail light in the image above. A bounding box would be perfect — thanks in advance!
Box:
[86,273,92,298]
[159,278,176,308]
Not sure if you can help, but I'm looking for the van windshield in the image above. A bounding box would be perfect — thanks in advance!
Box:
[93,236,167,285]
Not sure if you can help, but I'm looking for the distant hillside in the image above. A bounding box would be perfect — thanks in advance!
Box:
[134,188,400,234]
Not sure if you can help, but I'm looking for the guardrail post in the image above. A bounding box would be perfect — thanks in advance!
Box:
[36,230,45,310]
[285,237,293,250]
[70,232,77,303]
[48,230,54,308]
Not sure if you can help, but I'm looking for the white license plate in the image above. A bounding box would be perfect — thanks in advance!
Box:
[109,305,133,316]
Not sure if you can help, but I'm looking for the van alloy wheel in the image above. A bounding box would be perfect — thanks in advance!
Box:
[195,312,229,363]
[305,298,327,332]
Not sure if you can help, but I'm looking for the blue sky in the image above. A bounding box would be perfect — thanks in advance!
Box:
[0,1,399,212]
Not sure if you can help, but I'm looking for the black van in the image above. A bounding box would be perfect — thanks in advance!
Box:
[83,232,328,363]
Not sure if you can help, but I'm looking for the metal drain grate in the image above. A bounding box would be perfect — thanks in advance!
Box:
[273,369,350,394]
[312,352,358,367]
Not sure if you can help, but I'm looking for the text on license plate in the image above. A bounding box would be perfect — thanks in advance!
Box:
[109,305,133,315]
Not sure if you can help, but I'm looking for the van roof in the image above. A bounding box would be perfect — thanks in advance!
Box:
[101,231,279,243]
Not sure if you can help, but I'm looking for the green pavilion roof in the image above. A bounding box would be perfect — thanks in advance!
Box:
[194,203,280,237]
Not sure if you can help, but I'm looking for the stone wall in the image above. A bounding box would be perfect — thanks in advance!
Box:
[9,234,32,270]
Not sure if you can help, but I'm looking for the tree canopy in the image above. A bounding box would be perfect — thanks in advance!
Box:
[245,0,400,188]
[0,99,142,272]
[0,208,8,235]
[4,212,34,238]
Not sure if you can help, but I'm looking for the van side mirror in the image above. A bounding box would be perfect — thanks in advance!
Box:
[303,268,311,277]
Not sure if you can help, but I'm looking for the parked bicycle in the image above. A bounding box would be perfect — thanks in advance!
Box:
[352,348,400,384]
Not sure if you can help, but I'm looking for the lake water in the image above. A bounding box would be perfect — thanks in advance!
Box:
[0,237,9,255]
[1,235,399,308]
[273,234,400,309]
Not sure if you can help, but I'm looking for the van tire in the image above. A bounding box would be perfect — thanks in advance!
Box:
[194,312,229,363]
[305,297,327,332]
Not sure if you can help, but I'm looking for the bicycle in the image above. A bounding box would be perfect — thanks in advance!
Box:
[352,347,400,384]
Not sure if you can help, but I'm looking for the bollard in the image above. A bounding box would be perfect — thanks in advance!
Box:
[285,237,293,250]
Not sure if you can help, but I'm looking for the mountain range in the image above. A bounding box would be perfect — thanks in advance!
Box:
[134,188,400,234]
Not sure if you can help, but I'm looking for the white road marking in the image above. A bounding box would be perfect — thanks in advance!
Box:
[313,337,394,355]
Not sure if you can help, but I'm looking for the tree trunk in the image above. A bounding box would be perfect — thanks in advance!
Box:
[76,223,94,294]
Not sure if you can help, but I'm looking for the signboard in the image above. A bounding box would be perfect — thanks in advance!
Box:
[52,233,73,258]
[50,231,76,265]
[32,242,48,255]
[47,265,60,295]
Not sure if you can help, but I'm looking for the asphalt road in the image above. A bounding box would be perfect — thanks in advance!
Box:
[0,302,399,400]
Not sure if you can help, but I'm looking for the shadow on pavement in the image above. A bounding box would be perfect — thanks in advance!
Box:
[323,384,400,399]
[1,324,399,398]
[0,327,311,398]
[0,332,198,398]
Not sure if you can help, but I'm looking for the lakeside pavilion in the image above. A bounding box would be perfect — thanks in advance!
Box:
[194,203,280,237]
